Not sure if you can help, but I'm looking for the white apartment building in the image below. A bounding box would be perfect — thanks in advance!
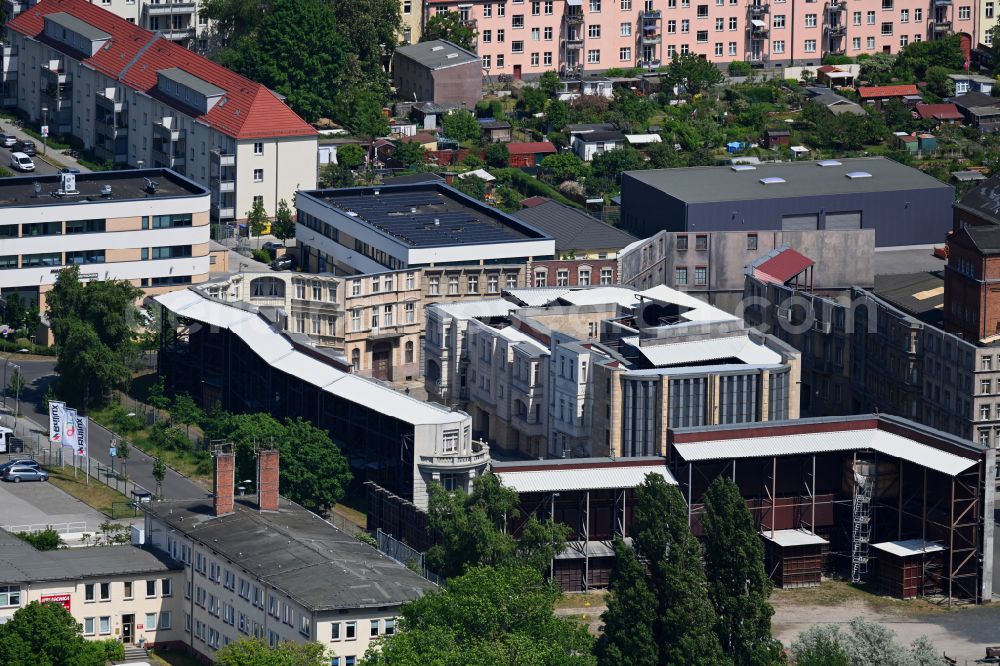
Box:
[4,0,317,228]
[143,451,436,664]
[0,529,185,650]
[0,168,210,312]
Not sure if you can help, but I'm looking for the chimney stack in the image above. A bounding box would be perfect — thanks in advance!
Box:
[257,449,280,512]
[213,451,235,516]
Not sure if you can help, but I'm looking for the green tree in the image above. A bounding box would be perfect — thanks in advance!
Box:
[421,11,477,51]
[362,565,595,666]
[199,0,265,43]
[320,162,357,188]
[485,143,510,168]
[170,394,203,437]
[393,140,426,167]
[633,474,729,666]
[520,86,548,115]
[215,637,328,666]
[702,477,781,665]
[791,625,851,666]
[546,99,570,130]
[792,618,944,666]
[894,34,965,79]
[882,98,914,132]
[7,367,25,406]
[595,538,659,666]
[925,65,953,98]
[219,0,347,122]
[117,438,130,478]
[271,199,296,245]
[541,151,590,182]
[859,52,897,85]
[646,140,682,168]
[278,417,352,514]
[591,146,644,185]
[338,86,390,168]
[337,144,366,170]
[663,53,724,94]
[425,473,568,578]
[453,174,489,201]
[152,456,166,498]
[0,601,109,665]
[608,88,655,132]
[728,60,752,76]
[246,198,270,248]
[55,318,132,408]
[442,109,481,141]
[15,528,64,551]
[539,70,561,98]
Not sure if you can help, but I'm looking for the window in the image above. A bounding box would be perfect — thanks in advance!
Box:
[531,27,540,40]
[867,10,875,23]
[588,24,601,37]
[600,267,613,285]
[429,275,440,295]
[99,617,111,635]
[498,29,505,42]
[675,267,688,285]
[253,142,263,155]
[899,35,908,47]
[146,580,157,598]
[145,612,157,631]
[405,340,414,364]
[531,52,539,66]
[621,0,631,7]
[532,1,540,14]
[513,14,524,27]
[484,3,492,15]
[512,40,524,53]
[804,13,816,26]
[66,218,106,234]
[695,234,707,250]
[579,268,591,285]
[714,42,723,56]
[620,46,632,60]
[677,235,689,250]
[881,21,892,34]
[697,3,708,16]
[534,269,547,287]
[621,21,631,36]
[983,379,992,394]
[405,302,416,324]
[852,10,861,24]
[984,356,994,371]
[773,39,785,53]
[959,5,970,19]
[588,49,600,63]
[0,586,20,607]
[346,621,357,639]
[988,2,995,18]
[804,38,816,52]
[253,168,263,182]
[123,581,133,600]
[332,622,341,640]
[370,619,380,637]
[544,26,553,40]
[507,274,518,289]
[160,611,172,630]
[83,618,95,635]
[545,0,553,13]
[852,36,861,49]
[385,618,396,635]
[667,19,676,33]
[747,234,758,251]
[881,0,892,7]
[773,14,784,27]
[696,29,708,42]
[728,16,737,29]
[715,17,723,30]
[498,2,505,15]
[448,275,460,294]
[900,8,908,22]
[99,583,110,601]
[981,404,990,420]
[557,269,569,286]
[589,0,600,10]
[694,267,707,285]
[487,274,499,293]
[681,19,689,32]
[915,7,922,20]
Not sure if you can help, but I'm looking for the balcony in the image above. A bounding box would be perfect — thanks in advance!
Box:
[218,179,234,193]
[826,23,846,36]
[418,441,490,472]
[749,20,769,36]
[153,119,181,142]
[824,0,847,12]
[932,0,951,4]
[747,2,769,18]
[641,9,661,19]
[3,0,27,17]
[564,11,584,25]
[211,148,235,167]
[143,1,196,16]
[40,62,69,85]
[931,19,952,33]
[156,27,196,41]
[153,148,185,169]
[96,89,123,112]
[641,34,662,45]
[747,52,767,64]
[212,202,235,220]
[564,32,584,45]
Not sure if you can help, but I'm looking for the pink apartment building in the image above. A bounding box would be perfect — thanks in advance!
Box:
[423,0,974,74]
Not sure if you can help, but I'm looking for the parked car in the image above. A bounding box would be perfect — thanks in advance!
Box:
[0,427,25,454]
[10,152,34,172]
[261,241,283,252]
[59,167,81,174]
[2,465,48,482]
[271,255,295,271]
[0,133,16,147]
[13,139,35,156]
[0,458,39,473]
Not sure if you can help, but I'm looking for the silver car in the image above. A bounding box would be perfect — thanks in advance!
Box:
[2,465,48,482]
[0,133,15,148]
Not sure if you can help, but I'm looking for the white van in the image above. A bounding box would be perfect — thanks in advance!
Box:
[10,152,34,172]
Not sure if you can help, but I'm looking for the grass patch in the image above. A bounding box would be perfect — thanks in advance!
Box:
[770,579,946,615]
[332,503,367,529]
[148,648,203,666]
[44,465,131,517]
[555,590,607,610]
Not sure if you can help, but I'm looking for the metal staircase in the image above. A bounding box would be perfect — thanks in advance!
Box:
[851,459,874,583]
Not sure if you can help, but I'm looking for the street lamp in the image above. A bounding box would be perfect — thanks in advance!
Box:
[8,363,20,431]
[41,106,48,156]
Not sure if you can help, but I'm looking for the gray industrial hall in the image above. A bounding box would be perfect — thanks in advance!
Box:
[619,157,954,248]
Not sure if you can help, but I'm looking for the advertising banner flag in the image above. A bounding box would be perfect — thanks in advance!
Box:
[48,401,66,444]
[75,415,88,458]
[63,408,77,449]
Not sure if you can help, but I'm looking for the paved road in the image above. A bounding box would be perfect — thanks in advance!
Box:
[0,119,91,175]
[0,468,115,539]
[6,358,209,501]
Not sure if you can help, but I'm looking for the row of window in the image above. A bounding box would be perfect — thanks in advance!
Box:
[349,302,417,332]
[427,273,517,295]
[532,266,613,287]
[349,272,417,297]
[674,266,709,286]
[0,244,193,270]
[82,612,171,637]
[0,218,107,238]
[83,578,172,603]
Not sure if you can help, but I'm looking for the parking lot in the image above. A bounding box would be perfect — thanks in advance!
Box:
[0,121,84,176]
[0,460,109,540]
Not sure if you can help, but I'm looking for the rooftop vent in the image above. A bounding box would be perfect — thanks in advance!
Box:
[760,177,786,185]
[447,53,459,59]
[431,45,444,51]
[100,184,112,198]
[410,206,417,213]
[144,177,159,194]
[57,172,78,196]
[731,165,756,172]
[845,171,872,179]
[817,159,842,167]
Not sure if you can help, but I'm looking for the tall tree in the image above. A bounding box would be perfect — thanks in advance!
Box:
[538,70,562,98]
[590,146,644,185]
[0,601,110,665]
[701,476,781,665]
[595,538,659,666]
[663,53,724,94]
[361,565,595,666]
[152,456,167,498]
[246,198,270,248]
[271,199,296,245]
[421,11,477,51]
[632,474,730,666]
[442,109,481,142]
[484,143,509,168]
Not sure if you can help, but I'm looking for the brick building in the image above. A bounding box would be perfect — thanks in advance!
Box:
[391,40,482,109]
[945,225,1000,343]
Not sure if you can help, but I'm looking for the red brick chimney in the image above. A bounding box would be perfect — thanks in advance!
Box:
[214,451,235,516]
[257,449,279,512]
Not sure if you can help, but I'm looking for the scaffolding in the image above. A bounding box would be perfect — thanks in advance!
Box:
[851,456,875,583]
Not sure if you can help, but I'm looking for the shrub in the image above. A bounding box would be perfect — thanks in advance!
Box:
[822,54,853,65]
[95,639,125,662]
[728,61,751,76]
[106,403,143,433]
[251,249,271,264]
[15,529,63,551]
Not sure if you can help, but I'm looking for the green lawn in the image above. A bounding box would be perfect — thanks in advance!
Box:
[45,465,131,517]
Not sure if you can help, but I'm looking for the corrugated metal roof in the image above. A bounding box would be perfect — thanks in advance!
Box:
[761,529,828,547]
[673,429,978,477]
[495,464,676,493]
[753,247,814,285]
[871,539,946,557]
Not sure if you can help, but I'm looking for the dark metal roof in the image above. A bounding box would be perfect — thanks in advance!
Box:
[513,199,636,252]
[961,225,1000,253]
[872,272,945,327]
[393,39,478,69]
[577,130,626,142]
[0,530,180,585]
[955,173,1000,224]
[144,496,435,611]
[0,168,207,209]
[382,171,445,185]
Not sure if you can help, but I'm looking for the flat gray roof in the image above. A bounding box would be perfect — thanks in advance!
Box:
[144,496,435,611]
[394,39,478,69]
[513,199,636,251]
[0,530,180,585]
[872,272,944,327]
[0,168,207,209]
[45,12,111,42]
[158,67,225,99]
[623,157,951,204]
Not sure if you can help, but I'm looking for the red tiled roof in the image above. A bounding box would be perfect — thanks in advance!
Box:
[753,248,814,285]
[8,0,315,140]
[399,132,437,144]
[507,141,557,155]
[915,103,963,120]
[817,65,841,73]
[857,84,920,99]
